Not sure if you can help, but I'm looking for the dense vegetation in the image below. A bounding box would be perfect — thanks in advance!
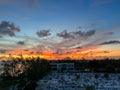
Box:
[76,59,120,73]
[0,58,51,90]
[0,58,120,90]
[50,58,120,73]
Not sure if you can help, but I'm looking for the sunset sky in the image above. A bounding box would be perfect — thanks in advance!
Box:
[0,0,120,60]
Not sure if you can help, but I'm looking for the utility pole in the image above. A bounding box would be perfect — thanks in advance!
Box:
[20,52,23,59]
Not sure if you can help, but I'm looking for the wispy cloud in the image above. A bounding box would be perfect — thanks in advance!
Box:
[0,24,117,58]
[32,27,115,54]
[17,41,25,45]
[73,29,96,39]
[57,29,96,39]
[100,40,120,45]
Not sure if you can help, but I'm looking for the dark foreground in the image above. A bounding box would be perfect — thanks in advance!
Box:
[0,58,120,90]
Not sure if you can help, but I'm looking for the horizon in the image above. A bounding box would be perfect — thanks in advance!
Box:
[0,0,120,60]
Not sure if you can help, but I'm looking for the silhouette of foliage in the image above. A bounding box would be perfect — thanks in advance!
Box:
[0,57,51,89]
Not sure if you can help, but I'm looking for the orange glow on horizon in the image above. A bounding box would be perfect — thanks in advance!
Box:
[0,48,120,61]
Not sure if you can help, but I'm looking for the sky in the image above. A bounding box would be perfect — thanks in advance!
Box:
[0,0,120,60]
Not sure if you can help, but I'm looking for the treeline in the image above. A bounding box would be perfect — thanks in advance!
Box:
[75,60,120,73]
[50,58,120,73]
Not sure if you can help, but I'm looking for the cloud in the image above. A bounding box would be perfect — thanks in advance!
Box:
[100,40,120,45]
[17,41,25,45]
[85,30,96,36]
[0,21,20,37]
[73,29,96,38]
[57,29,96,39]
[36,29,51,38]
[0,49,6,53]
[57,30,74,39]
[43,29,97,53]
[104,31,114,35]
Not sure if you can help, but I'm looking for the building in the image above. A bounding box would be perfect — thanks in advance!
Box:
[50,62,75,72]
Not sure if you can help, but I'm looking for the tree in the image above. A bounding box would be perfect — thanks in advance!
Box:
[0,58,51,89]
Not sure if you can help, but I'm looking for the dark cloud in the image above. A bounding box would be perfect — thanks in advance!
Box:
[74,29,96,37]
[57,30,74,39]
[54,29,96,51]
[73,30,96,38]
[0,49,6,53]
[0,21,20,37]
[85,30,96,36]
[100,40,120,45]
[17,41,25,45]
[73,30,83,36]
[57,29,96,39]
[36,29,51,38]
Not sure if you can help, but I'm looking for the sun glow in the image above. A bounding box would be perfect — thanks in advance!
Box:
[1,48,120,61]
